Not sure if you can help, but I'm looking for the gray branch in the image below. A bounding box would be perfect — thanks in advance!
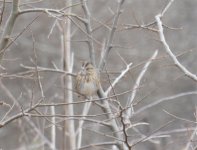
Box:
[0,0,19,63]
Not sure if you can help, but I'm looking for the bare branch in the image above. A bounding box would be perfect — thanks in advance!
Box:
[131,119,175,148]
[184,110,197,150]
[134,91,197,116]
[31,31,45,98]
[155,0,197,81]
[105,62,133,95]
[0,15,40,63]
[79,142,116,150]
[0,0,19,63]
[163,109,197,124]
[50,106,56,150]
[0,0,5,26]
[80,0,96,66]
[77,100,92,149]
[61,1,76,148]
[127,50,158,106]
[99,0,125,70]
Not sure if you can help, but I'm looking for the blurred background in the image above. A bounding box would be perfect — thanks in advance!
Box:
[0,0,197,149]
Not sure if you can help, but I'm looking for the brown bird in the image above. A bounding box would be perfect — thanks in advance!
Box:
[76,62,100,97]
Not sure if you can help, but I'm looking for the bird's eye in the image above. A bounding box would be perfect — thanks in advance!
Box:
[82,63,85,68]
[85,62,90,67]
[81,62,93,70]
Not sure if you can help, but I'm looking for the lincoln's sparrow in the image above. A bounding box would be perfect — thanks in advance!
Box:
[76,62,100,97]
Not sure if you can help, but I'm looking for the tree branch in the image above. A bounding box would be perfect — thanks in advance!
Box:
[99,0,125,70]
[155,0,197,81]
[0,0,19,63]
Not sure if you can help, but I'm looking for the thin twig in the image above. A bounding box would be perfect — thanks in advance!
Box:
[134,91,197,116]
[0,0,19,63]
[184,107,197,150]
[105,62,132,95]
[0,15,41,63]
[127,50,158,106]
[99,0,125,70]
[131,119,175,148]
[80,0,95,66]
[31,31,45,98]
[0,0,5,26]
[163,109,197,124]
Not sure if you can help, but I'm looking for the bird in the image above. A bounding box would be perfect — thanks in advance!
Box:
[75,61,100,97]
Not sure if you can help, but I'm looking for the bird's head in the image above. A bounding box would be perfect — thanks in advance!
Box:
[80,61,94,75]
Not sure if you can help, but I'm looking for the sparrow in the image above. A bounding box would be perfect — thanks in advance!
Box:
[76,62,100,97]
